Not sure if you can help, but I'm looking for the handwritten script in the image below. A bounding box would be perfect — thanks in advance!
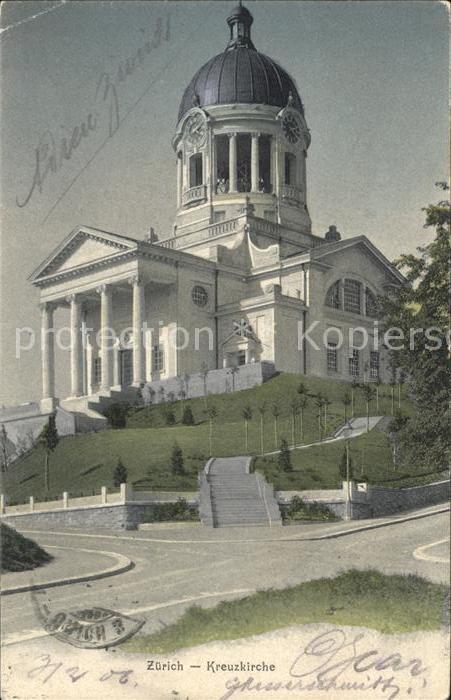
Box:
[219,629,428,700]
[16,14,170,219]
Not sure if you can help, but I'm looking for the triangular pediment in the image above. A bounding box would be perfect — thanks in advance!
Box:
[30,227,138,282]
[311,236,406,284]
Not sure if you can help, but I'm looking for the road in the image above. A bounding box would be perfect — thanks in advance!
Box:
[2,509,449,646]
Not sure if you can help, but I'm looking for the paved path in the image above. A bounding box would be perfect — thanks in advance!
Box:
[264,415,384,455]
[2,507,448,647]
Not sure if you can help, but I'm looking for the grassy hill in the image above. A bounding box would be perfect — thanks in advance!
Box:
[2,373,420,505]
[1,523,53,572]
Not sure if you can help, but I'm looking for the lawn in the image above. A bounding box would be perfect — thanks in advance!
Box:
[3,373,414,504]
[253,427,445,491]
[123,569,448,653]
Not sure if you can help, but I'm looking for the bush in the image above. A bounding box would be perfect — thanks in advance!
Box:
[277,438,292,472]
[113,458,128,487]
[141,499,198,523]
[165,406,176,426]
[283,496,336,523]
[105,403,129,429]
[170,444,185,475]
[1,523,53,572]
[182,405,195,426]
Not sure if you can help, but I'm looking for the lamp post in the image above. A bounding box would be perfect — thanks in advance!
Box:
[342,421,353,520]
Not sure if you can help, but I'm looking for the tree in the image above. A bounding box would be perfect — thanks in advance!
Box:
[271,402,280,448]
[242,405,253,452]
[314,393,325,441]
[170,444,185,475]
[289,398,299,447]
[206,405,218,456]
[200,363,209,407]
[379,184,450,471]
[278,438,292,472]
[229,365,239,392]
[297,382,308,400]
[39,414,59,492]
[113,458,128,487]
[1,424,9,472]
[258,402,267,454]
[339,447,353,481]
[342,391,351,423]
[167,391,175,404]
[158,386,166,403]
[374,378,381,414]
[297,395,308,443]
[183,372,191,397]
[145,386,156,405]
[165,405,176,426]
[323,395,331,434]
[350,379,359,418]
[182,404,195,426]
[360,384,376,432]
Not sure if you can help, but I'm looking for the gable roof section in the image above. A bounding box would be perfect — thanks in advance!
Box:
[309,236,406,284]
[29,226,139,283]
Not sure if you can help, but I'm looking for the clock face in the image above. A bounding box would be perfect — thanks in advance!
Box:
[184,113,207,147]
[282,112,302,145]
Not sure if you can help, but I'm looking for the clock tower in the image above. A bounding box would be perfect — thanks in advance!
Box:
[168,2,314,259]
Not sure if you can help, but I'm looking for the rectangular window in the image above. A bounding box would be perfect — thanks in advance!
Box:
[189,153,203,188]
[258,135,272,192]
[284,152,296,186]
[370,351,380,380]
[237,134,251,192]
[349,349,360,377]
[215,135,229,192]
[344,279,361,314]
[327,343,338,373]
[152,345,165,373]
[93,357,102,385]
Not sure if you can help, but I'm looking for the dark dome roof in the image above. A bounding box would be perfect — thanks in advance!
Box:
[178,4,304,123]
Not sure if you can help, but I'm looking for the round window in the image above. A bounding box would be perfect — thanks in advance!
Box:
[192,285,208,307]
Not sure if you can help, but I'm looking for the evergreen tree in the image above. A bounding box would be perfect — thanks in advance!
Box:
[182,404,195,425]
[113,458,128,487]
[165,405,176,426]
[278,438,292,472]
[170,444,185,475]
[39,414,59,492]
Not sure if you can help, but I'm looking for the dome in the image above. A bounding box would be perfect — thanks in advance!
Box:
[178,3,304,123]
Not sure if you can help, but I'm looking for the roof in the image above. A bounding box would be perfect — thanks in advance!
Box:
[178,3,304,122]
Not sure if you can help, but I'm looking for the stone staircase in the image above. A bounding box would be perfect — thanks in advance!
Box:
[61,386,140,427]
[201,457,282,528]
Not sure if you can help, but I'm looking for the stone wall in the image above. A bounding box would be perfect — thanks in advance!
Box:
[368,479,450,517]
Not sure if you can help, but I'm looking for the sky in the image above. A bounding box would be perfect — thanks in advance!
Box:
[0,0,449,405]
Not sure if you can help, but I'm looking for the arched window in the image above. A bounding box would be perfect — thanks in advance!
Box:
[325,281,341,309]
[365,288,379,318]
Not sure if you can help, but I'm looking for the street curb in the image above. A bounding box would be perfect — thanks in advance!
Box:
[301,505,450,541]
[0,547,134,596]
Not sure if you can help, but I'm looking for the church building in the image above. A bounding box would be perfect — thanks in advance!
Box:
[30,3,405,415]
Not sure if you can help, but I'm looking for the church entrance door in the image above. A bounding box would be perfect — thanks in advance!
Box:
[120,349,133,386]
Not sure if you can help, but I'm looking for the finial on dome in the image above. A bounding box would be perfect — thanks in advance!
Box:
[226,2,255,50]
[192,93,200,107]
[287,91,294,107]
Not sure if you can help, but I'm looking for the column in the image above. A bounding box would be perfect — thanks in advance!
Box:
[130,276,146,386]
[176,152,182,208]
[86,337,94,395]
[113,338,121,388]
[229,132,237,192]
[97,284,114,391]
[251,132,260,193]
[67,294,83,397]
[40,302,56,411]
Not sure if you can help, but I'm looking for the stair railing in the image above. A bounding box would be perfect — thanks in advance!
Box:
[255,473,272,528]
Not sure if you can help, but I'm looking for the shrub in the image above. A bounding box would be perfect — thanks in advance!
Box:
[165,406,176,426]
[141,499,199,523]
[182,405,195,426]
[283,496,336,522]
[278,438,292,472]
[106,403,129,428]
[113,458,128,486]
[170,444,185,475]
